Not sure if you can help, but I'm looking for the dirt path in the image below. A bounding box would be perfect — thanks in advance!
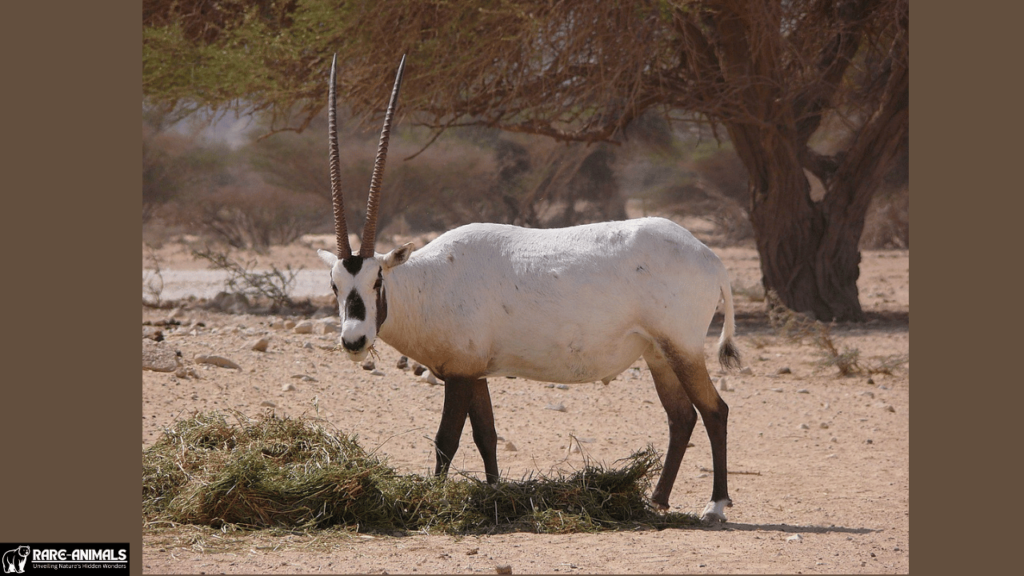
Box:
[142,244,909,574]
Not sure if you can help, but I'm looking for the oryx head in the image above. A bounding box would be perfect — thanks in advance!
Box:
[317,54,413,361]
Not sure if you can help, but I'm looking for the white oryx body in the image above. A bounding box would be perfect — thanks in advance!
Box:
[316,54,740,522]
[375,218,733,384]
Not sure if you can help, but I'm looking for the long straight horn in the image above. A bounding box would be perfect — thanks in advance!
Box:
[359,54,406,258]
[328,54,352,259]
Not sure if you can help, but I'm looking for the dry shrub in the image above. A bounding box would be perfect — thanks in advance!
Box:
[143,412,700,533]
[186,184,329,251]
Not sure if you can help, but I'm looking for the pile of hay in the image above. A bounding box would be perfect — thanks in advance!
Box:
[143,411,700,533]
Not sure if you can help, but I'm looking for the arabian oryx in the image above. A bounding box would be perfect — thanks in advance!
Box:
[318,55,742,522]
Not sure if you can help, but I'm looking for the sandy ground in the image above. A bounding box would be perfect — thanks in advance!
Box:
[141,235,909,574]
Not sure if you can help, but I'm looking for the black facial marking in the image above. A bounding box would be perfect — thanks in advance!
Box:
[341,255,364,275]
[331,281,338,296]
[375,269,388,331]
[345,289,366,321]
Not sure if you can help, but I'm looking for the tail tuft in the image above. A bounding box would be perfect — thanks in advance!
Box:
[718,337,741,370]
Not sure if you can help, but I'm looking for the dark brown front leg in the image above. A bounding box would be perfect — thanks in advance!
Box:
[467,378,499,484]
[434,377,473,478]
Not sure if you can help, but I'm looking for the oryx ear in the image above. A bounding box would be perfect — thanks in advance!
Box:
[381,242,414,269]
[317,249,338,267]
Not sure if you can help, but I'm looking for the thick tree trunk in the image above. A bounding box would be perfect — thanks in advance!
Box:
[726,122,861,321]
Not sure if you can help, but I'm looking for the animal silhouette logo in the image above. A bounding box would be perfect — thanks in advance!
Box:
[1,546,29,574]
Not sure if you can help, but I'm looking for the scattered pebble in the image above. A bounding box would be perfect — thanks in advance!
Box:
[495,565,512,575]
[777,367,792,374]
[867,377,875,384]
[293,320,314,334]
[291,374,316,382]
[261,400,277,408]
[861,391,875,399]
[819,422,829,429]
[771,388,784,393]
[797,389,810,394]
[718,377,731,392]
[787,534,803,543]
[282,383,296,392]
[315,319,340,334]
[142,340,179,372]
[248,337,270,352]
[866,439,873,444]
[505,441,517,452]
[555,384,570,390]
[799,423,810,430]
[545,403,567,412]
[740,366,753,375]
[194,354,241,370]
[362,359,376,371]
[831,437,838,443]
[371,369,385,376]
[284,320,297,330]
[884,405,896,413]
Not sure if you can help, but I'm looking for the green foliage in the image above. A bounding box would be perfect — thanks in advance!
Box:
[143,411,701,533]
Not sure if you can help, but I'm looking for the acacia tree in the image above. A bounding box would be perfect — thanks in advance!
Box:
[144,0,908,321]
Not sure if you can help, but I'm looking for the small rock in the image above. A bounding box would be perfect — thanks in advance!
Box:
[866,439,873,444]
[799,423,810,430]
[555,384,570,390]
[787,534,803,543]
[269,319,287,330]
[819,422,829,429]
[362,358,376,371]
[861,391,875,399]
[867,377,875,384]
[142,340,179,372]
[371,369,385,376]
[411,362,427,376]
[505,441,518,452]
[291,374,317,382]
[718,377,731,392]
[293,320,314,334]
[397,356,409,370]
[142,326,164,342]
[466,548,479,556]
[495,565,512,575]
[797,389,810,394]
[545,403,567,412]
[248,337,270,352]
[830,437,838,443]
[261,400,277,408]
[302,342,313,349]
[777,367,792,374]
[194,354,241,370]
[884,404,896,412]
[771,388,784,393]
[284,320,297,329]
[315,318,341,334]
[282,383,296,392]
[740,366,753,375]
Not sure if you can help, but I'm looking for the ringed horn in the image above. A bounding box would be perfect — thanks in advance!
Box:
[327,53,407,259]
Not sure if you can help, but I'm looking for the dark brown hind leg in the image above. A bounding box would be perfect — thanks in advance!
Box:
[467,378,500,484]
[434,377,473,478]
[644,349,698,510]
[656,339,732,522]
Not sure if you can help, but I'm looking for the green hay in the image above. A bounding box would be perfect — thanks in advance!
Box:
[143,411,700,534]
